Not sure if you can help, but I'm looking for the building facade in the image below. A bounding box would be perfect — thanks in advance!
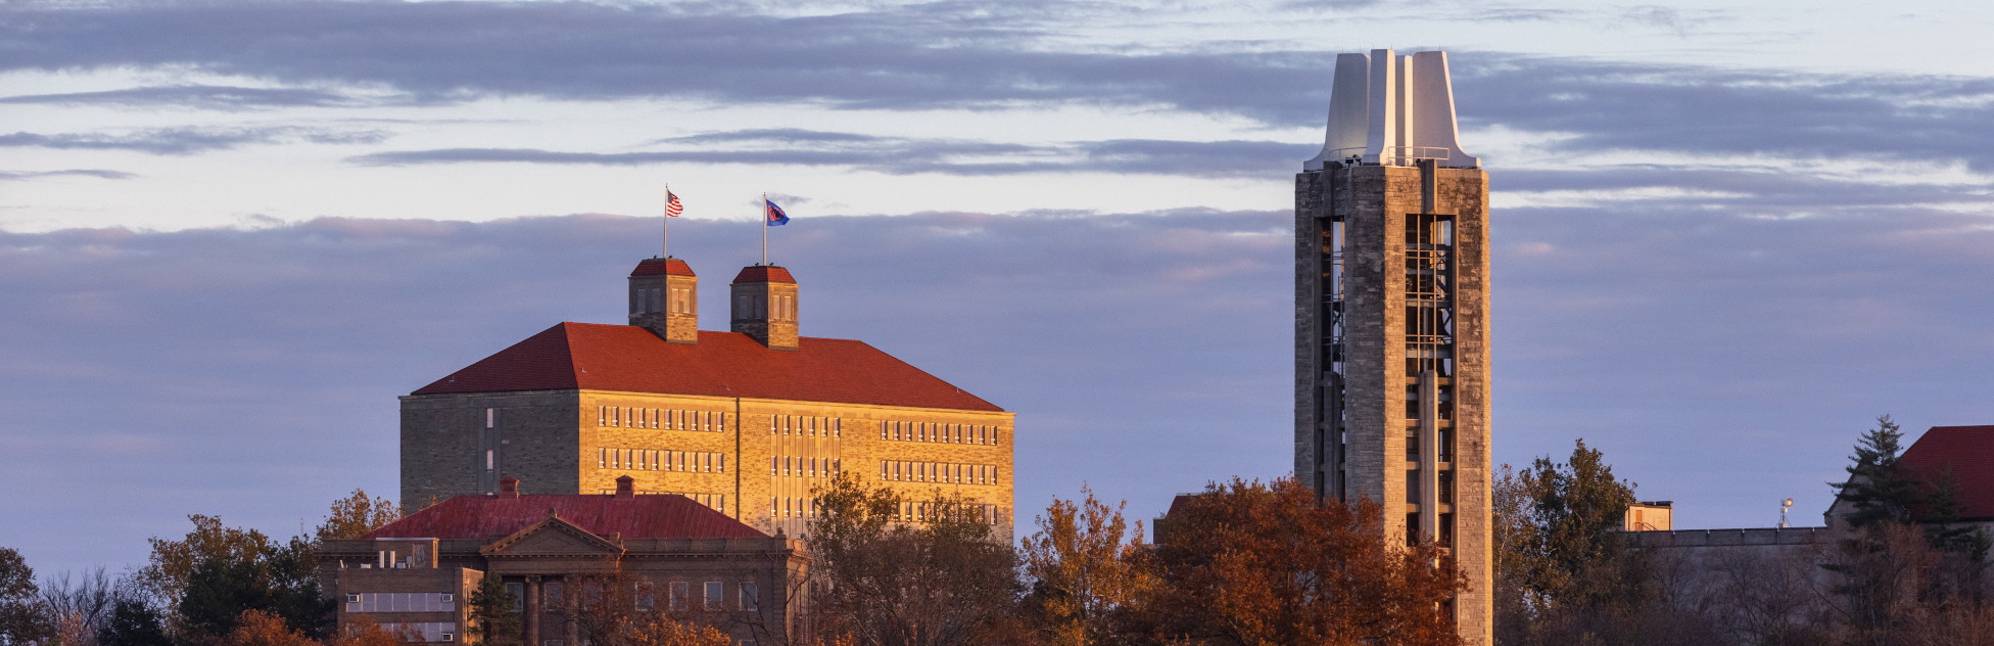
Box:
[323,476,807,645]
[1294,49,1493,645]
[401,257,1016,539]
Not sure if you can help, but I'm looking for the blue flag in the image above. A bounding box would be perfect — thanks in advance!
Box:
[764,199,789,227]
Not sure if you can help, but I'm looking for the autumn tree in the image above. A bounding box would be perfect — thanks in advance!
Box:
[226,608,318,646]
[315,489,401,542]
[808,472,1022,646]
[1020,486,1153,645]
[0,547,50,645]
[1134,478,1463,646]
[606,608,734,646]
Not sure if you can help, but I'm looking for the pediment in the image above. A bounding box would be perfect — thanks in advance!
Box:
[481,516,625,558]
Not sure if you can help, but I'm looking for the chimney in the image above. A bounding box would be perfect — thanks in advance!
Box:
[730,265,799,350]
[629,257,699,343]
[499,475,521,498]
[615,475,635,499]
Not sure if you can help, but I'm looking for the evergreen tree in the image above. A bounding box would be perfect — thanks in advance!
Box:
[96,597,172,646]
[1829,416,1920,528]
[469,577,522,645]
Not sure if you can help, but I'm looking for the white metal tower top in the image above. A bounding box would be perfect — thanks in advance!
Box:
[1304,49,1480,170]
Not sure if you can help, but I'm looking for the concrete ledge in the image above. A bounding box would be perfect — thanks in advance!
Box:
[1624,526,1830,548]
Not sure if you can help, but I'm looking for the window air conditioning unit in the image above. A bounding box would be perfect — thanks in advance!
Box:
[440,632,454,642]
[346,593,360,603]
[440,593,453,603]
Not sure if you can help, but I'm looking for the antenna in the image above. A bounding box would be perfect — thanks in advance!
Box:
[1780,497,1794,529]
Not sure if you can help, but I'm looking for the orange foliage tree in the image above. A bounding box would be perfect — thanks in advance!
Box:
[1134,478,1465,646]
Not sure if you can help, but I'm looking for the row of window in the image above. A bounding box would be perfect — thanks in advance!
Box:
[772,455,843,478]
[896,501,1004,524]
[506,579,757,613]
[879,420,1001,446]
[344,592,453,613]
[772,414,842,437]
[593,490,728,514]
[370,622,454,643]
[598,447,726,473]
[880,460,1000,486]
[598,405,728,432]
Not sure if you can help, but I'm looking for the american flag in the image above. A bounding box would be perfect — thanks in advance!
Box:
[665,190,684,217]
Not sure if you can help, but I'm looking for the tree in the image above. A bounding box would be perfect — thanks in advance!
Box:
[608,609,734,646]
[1020,486,1153,645]
[142,515,331,642]
[1136,478,1463,646]
[315,490,401,542]
[225,609,317,646]
[808,472,1022,646]
[39,567,118,644]
[97,596,172,646]
[469,576,522,646]
[1831,416,1920,529]
[0,547,50,645]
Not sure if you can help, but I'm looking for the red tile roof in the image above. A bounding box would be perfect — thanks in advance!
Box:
[412,323,1003,411]
[368,493,767,540]
[732,265,795,284]
[630,257,695,277]
[1899,425,1994,520]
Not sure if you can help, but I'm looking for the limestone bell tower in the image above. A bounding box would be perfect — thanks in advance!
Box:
[1295,49,1492,645]
[629,257,698,343]
[731,265,798,350]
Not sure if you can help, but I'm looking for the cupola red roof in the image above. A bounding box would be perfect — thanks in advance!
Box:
[412,322,1003,412]
[630,257,695,277]
[367,491,766,540]
[732,265,795,284]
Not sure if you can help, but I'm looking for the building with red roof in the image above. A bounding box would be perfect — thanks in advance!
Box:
[401,255,1015,541]
[323,476,808,645]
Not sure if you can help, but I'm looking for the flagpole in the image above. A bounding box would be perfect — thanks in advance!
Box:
[760,192,769,265]
[662,183,671,259]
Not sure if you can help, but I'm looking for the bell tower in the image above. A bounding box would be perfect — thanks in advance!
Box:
[731,265,799,350]
[1295,49,1492,646]
[629,257,698,343]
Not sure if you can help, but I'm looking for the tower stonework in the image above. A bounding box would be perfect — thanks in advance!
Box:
[731,265,799,350]
[629,257,698,343]
[1295,49,1492,645]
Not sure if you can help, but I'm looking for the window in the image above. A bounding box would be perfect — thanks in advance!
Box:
[635,583,656,610]
[669,581,688,611]
[740,581,759,611]
[486,449,495,471]
[485,408,494,429]
[704,581,724,610]
[506,583,525,612]
[544,581,564,604]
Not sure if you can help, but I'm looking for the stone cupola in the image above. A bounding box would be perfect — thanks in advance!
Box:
[628,257,698,343]
[731,264,798,350]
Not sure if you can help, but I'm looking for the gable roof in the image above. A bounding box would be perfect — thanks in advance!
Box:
[411,323,1003,412]
[1898,425,1994,520]
[368,493,767,541]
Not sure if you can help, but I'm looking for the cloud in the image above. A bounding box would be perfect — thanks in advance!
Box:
[5,2,1990,173]
[351,128,1311,177]
[0,85,375,110]
[0,126,391,155]
[0,168,135,181]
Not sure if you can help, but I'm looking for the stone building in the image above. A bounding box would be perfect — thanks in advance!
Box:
[401,256,1016,539]
[1294,49,1493,645]
[322,476,806,645]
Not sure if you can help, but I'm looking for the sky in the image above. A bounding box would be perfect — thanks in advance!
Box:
[2,0,1993,576]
